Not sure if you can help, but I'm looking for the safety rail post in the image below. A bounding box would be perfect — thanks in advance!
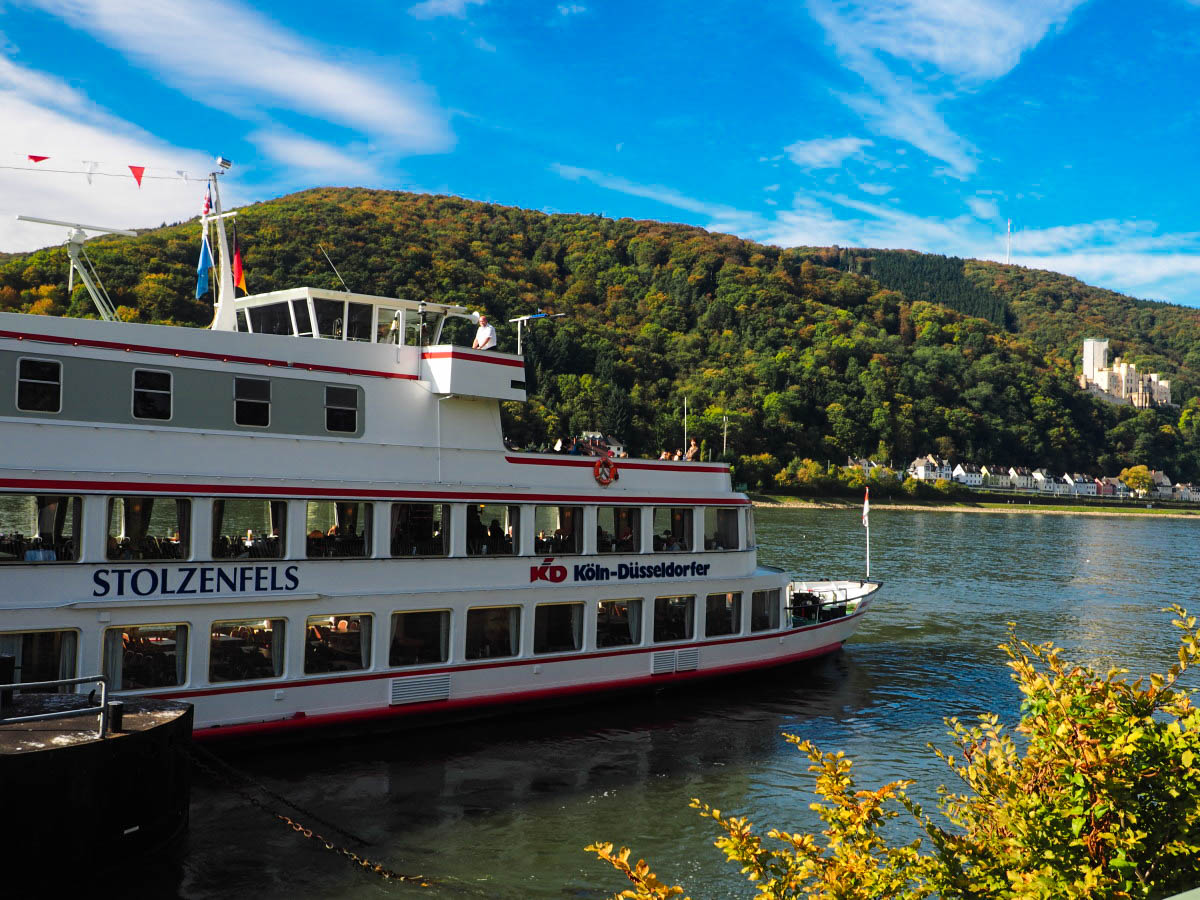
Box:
[0,675,112,739]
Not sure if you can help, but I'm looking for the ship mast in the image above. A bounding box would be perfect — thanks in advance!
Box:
[208,157,239,331]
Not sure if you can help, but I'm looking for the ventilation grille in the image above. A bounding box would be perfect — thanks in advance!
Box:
[675,648,700,672]
[389,673,451,706]
[651,651,676,675]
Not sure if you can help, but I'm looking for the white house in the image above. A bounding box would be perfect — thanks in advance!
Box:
[953,463,983,487]
[1065,473,1096,496]
[1151,470,1174,498]
[1009,466,1035,491]
[1032,468,1054,492]
[909,455,949,482]
[1177,483,1200,502]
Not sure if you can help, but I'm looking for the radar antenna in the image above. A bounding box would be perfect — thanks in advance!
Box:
[15,215,136,322]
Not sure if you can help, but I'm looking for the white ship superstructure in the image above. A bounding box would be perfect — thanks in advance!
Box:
[0,171,876,739]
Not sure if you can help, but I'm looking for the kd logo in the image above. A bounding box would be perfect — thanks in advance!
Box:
[530,557,568,582]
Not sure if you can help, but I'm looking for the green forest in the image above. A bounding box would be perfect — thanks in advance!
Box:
[2,187,1199,481]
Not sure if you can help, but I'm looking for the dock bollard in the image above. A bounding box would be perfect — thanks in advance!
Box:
[106,700,124,733]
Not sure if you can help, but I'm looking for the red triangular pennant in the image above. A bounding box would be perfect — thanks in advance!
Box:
[129,165,145,186]
[28,155,49,163]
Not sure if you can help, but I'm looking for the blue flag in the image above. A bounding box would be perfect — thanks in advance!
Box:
[196,233,214,299]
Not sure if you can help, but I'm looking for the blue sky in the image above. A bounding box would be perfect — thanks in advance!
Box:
[4,0,1200,306]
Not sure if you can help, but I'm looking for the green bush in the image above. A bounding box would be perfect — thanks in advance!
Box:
[589,608,1200,899]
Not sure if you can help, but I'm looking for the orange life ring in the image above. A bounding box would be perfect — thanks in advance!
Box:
[594,457,618,486]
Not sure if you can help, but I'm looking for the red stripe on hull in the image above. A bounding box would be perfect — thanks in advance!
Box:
[0,476,748,505]
[505,455,728,474]
[192,638,844,742]
[421,349,525,369]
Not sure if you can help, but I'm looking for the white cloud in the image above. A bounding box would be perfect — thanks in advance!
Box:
[550,163,757,224]
[23,0,453,153]
[857,182,892,195]
[409,0,486,20]
[0,55,212,253]
[558,3,587,14]
[474,36,497,52]
[784,136,872,168]
[807,0,1086,176]
[967,196,1000,220]
[249,130,380,181]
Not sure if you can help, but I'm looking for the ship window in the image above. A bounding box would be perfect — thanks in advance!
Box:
[652,507,693,552]
[745,509,756,549]
[325,386,358,433]
[534,602,583,654]
[132,369,172,421]
[209,619,285,683]
[236,309,249,332]
[16,358,61,413]
[305,614,371,674]
[465,606,520,660]
[703,508,740,550]
[106,497,191,561]
[653,596,695,643]
[376,308,401,344]
[234,377,271,427]
[705,592,742,637]
[247,302,293,336]
[596,507,639,554]
[404,311,425,346]
[314,298,345,339]
[533,506,582,555]
[0,630,76,693]
[390,503,449,556]
[0,494,81,563]
[389,610,450,666]
[345,302,373,342]
[306,501,371,558]
[596,599,642,647]
[465,504,520,556]
[292,299,313,337]
[212,499,286,559]
[103,624,188,690]
[751,589,781,632]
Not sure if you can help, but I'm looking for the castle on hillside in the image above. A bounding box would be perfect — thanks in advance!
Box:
[1079,338,1172,408]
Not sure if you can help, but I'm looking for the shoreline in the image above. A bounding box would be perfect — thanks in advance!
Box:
[750,495,1200,520]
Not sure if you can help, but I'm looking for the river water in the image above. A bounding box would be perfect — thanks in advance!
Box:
[148,507,1199,899]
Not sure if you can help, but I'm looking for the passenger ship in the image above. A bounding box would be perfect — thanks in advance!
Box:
[0,173,878,740]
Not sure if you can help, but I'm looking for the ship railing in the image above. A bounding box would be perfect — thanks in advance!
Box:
[786,581,865,626]
[0,674,116,739]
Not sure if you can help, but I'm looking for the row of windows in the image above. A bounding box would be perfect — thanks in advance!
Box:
[0,494,751,564]
[2,590,784,691]
[13,358,359,434]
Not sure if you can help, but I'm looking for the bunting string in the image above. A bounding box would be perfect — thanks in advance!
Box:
[0,152,204,185]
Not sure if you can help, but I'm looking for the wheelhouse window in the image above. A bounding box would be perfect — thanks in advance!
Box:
[705,592,742,637]
[292,298,313,337]
[306,501,371,558]
[466,504,519,556]
[596,507,639,554]
[390,503,449,556]
[704,508,740,550]
[212,499,286,559]
[389,610,450,666]
[103,624,188,690]
[132,369,172,421]
[746,509,756,549]
[534,505,582,555]
[652,507,693,552]
[345,302,373,342]
[247,302,293,336]
[209,619,285,682]
[0,494,81,563]
[305,614,371,674]
[465,606,520,660]
[596,599,642,648]
[376,308,403,344]
[654,596,695,643]
[314,298,345,339]
[16,358,61,413]
[751,589,781,632]
[534,603,584,654]
[325,386,359,433]
[234,377,270,427]
[0,630,76,692]
[107,497,190,561]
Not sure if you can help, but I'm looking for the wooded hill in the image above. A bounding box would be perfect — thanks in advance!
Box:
[2,187,1198,480]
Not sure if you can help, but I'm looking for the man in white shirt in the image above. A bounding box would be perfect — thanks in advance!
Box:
[472,314,497,350]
